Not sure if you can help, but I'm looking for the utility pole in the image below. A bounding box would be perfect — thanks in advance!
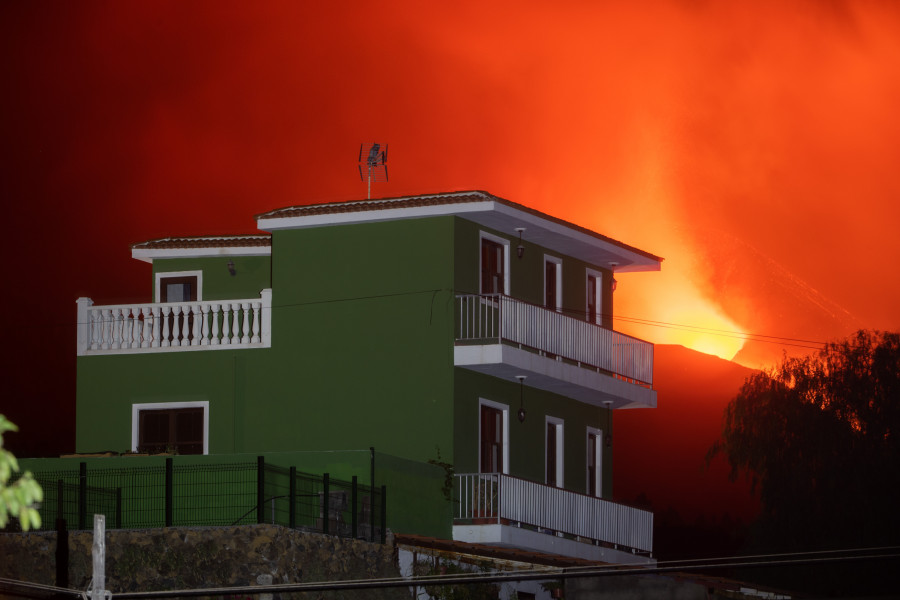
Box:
[89,514,109,600]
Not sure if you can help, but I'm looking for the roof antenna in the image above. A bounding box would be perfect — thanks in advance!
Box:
[358,143,388,199]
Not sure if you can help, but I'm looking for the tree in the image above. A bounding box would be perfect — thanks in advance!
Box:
[709,330,900,552]
[0,414,43,531]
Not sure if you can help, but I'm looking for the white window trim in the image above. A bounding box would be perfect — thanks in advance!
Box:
[155,270,203,303]
[479,231,510,295]
[545,416,564,487]
[586,426,603,497]
[478,398,510,474]
[586,268,603,324]
[131,401,210,455]
[544,255,563,311]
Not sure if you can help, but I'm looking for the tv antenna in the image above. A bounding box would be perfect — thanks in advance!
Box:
[358,142,388,199]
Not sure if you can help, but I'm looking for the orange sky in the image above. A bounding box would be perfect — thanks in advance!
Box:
[2,1,900,444]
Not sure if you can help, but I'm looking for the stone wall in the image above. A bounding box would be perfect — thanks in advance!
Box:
[0,524,405,599]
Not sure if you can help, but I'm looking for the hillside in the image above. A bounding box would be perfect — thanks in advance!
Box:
[613,344,760,524]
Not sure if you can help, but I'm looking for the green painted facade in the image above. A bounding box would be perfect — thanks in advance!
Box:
[74,212,628,538]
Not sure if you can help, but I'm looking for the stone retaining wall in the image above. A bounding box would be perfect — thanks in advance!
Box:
[0,524,404,599]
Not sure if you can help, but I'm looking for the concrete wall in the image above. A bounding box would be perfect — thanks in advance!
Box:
[0,524,403,599]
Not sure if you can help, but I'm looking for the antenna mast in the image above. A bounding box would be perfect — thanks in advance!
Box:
[358,142,388,199]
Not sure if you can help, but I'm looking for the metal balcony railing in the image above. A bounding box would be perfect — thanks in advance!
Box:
[455,294,653,385]
[455,473,653,553]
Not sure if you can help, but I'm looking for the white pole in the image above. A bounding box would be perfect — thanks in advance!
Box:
[91,514,106,599]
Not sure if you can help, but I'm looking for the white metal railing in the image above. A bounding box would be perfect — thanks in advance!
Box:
[455,473,653,553]
[455,294,653,385]
[76,289,272,355]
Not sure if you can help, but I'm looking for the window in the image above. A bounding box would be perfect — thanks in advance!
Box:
[480,233,509,295]
[546,417,564,487]
[587,427,603,497]
[132,401,209,455]
[544,256,562,311]
[155,270,202,303]
[586,269,602,324]
[479,399,509,473]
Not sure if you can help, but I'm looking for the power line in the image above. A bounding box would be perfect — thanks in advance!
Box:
[5,546,897,599]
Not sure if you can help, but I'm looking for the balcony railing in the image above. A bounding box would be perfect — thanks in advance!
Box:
[455,294,653,386]
[455,473,653,553]
[76,289,272,355]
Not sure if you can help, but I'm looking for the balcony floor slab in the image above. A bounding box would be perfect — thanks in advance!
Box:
[454,344,656,409]
[452,523,655,566]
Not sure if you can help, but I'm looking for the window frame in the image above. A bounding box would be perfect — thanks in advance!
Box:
[544,255,563,312]
[586,426,603,497]
[586,268,603,324]
[545,416,564,487]
[478,398,509,474]
[155,270,203,303]
[479,232,510,296]
[131,401,209,455]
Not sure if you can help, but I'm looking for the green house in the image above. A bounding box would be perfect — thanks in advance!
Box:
[74,190,662,564]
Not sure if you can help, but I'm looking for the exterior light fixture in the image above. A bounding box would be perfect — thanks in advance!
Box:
[227,260,237,276]
[516,375,527,422]
[608,261,618,292]
[603,400,613,448]
[515,228,526,259]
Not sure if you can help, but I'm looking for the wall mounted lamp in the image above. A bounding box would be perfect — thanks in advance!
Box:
[516,375,527,422]
[608,261,618,292]
[515,228,526,259]
[227,260,237,276]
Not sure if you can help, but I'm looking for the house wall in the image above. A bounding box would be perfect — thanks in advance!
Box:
[451,217,616,497]
[452,217,615,325]
[152,255,271,301]
[452,369,613,498]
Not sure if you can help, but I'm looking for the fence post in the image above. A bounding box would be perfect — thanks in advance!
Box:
[380,485,387,544]
[322,473,330,535]
[257,456,265,524]
[351,475,358,539]
[55,514,68,589]
[369,447,375,542]
[289,466,297,529]
[57,479,64,522]
[78,462,86,530]
[116,487,123,529]
[165,457,173,527]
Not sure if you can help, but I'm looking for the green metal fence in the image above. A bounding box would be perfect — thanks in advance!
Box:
[18,457,385,543]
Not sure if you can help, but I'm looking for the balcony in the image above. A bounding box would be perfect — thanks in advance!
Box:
[454,294,655,409]
[453,473,653,564]
[76,289,272,356]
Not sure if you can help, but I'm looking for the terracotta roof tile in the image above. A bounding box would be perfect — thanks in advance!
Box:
[255,191,490,220]
[132,235,271,250]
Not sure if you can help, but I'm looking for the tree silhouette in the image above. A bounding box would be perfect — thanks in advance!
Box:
[710,330,900,550]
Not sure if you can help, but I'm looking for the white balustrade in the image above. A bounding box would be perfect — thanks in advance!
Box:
[456,294,653,385]
[76,290,273,356]
[455,473,653,553]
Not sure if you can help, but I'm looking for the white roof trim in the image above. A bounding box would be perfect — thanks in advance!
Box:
[257,200,660,272]
[132,246,271,264]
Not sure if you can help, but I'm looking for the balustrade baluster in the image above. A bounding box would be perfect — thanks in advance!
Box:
[191,304,202,346]
[211,304,222,345]
[99,309,111,350]
[169,305,182,347]
[240,302,250,344]
[90,311,101,350]
[200,304,210,345]
[161,306,171,347]
[124,307,135,349]
[219,304,231,345]
[231,303,240,345]
[149,306,160,347]
[137,307,147,348]
[251,302,261,343]
[180,304,190,346]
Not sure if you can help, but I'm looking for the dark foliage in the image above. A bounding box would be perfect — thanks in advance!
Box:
[709,330,900,594]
